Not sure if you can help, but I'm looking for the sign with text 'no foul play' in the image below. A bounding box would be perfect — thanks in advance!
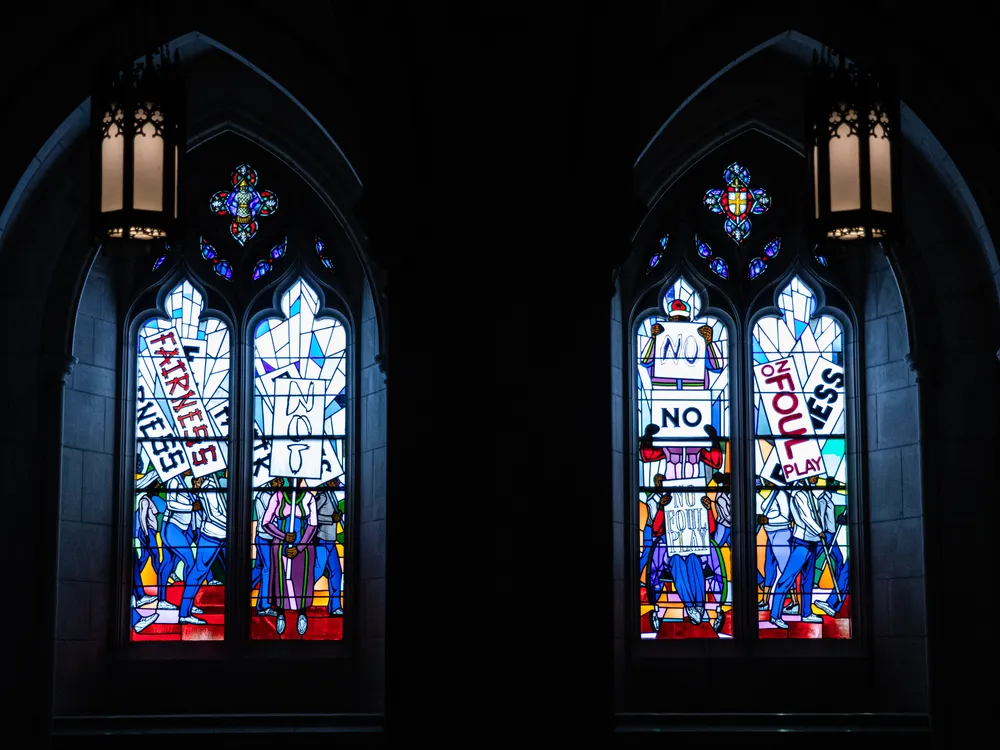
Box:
[271,377,326,479]
[753,357,824,481]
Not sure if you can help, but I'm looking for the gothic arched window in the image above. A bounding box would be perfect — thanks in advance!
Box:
[124,134,370,645]
[625,138,862,645]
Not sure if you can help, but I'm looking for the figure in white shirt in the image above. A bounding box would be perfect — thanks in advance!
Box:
[756,477,794,611]
[767,481,836,629]
[178,474,226,625]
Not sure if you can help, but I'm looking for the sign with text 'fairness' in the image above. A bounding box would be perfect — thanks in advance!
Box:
[753,357,824,481]
[653,321,706,383]
[135,374,190,482]
[141,326,227,479]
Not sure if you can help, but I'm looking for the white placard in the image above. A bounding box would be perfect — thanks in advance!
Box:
[270,378,326,479]
[802,357,845,435]
[754,357,824,481]
[650,390,713,440]
[135,376,189,482]
[652,322,706,383]
[660,493,711,556]
[142,326,226,478]
[251,424,273,485]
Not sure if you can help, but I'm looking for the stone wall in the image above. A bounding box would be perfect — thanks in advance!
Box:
[358,280,386,712]
[863,247,929,711]
[55,251,117,714]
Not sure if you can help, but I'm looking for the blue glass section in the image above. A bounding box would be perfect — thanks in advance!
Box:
[309,333,325,366]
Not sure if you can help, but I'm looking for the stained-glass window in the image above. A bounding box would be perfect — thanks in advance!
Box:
[210,164,279,246]
[694,235,728,280]
[200,237,232,281]
[648,236,667,273]
[748,238,781,281]
[250,278,347,640]
[131,280,231,641]
[752,277,851,639]
[703,162,771,244]
[315,235,335,272]
[252,237,289,281]
[709,258,728,279]
[638,277,732,639]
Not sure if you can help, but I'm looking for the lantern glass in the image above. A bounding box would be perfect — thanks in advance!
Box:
[813,145,819,219]
[829,107,861,212]
[133,103,164,212]
[870,105,892,213]
[101,107,125,213]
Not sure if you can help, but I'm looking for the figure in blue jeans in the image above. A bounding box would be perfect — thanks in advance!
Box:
[251,480,281,617]
[313,479,345,615]
[769,486,835,629]
[177,475,226,625]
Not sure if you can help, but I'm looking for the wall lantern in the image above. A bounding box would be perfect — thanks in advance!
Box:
[91,45,184,244]
[806,48,900,246]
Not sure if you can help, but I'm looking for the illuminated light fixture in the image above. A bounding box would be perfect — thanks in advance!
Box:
[806,48,899,247]
[91,45,184,245]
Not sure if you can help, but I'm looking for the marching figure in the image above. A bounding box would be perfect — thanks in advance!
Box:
[178,473,226,626]
[251,478,283,618]
[313,478,345,616]
[768,482,836,629]
[261,479,319,636]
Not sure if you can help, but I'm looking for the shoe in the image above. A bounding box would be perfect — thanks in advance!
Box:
[207,580,224,586]
[713,609,726,634]
[276,614,286,635]
[815,601,836,617]
[650,610,661,632]
[801,614,823,623]
[136,595,157,608]
[330,608,344,616]
[757,599,770,611]
[686,606,702,625]
[297,614,308,635]
[770,617,788,630]
[257,608,279,617]
[179,615,206,625]
[783,603,799,615]
[191,606,203,615]
[134,613,159,633]
[157,601,178,610]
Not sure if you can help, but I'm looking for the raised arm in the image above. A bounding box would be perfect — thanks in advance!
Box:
[639,322,664,367]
